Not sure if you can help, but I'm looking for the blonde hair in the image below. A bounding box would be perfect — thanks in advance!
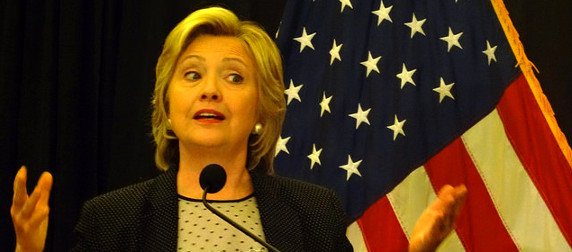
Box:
[151,7,286,174]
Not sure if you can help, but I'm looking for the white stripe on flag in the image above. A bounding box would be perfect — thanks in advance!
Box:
[461,109,571,251]
[387,167,465,251]
[346,221,368,251]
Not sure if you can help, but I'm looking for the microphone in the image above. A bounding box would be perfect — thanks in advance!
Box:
[199,164,227,194]
[199,164,280,252]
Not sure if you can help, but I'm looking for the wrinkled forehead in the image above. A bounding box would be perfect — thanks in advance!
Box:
[179,35,255,67]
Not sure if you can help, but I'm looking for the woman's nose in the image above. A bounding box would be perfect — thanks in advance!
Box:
[200,92,219,100]
[200,76,222,101]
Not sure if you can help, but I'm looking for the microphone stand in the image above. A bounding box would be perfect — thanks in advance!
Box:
[202,187,281,252]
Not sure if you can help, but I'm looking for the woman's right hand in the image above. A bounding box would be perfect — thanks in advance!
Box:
[11,166,53,252]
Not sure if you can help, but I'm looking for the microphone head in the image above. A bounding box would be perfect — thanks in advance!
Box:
[199,164,227,194]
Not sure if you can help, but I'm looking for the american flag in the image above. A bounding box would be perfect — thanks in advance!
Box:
[273,0,572,250]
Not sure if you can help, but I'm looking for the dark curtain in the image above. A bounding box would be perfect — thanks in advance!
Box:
[0,0,569,250]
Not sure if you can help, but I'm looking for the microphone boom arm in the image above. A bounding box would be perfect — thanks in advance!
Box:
[201,188,281,252]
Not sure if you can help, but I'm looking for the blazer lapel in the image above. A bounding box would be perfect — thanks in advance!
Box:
[140,167,179,251]
[134,167,306,251]
[251,171,304,252]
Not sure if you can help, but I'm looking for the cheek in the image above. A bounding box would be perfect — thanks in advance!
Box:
[168,88,192,116]
[233,92,259,125]
[246,91,260,122]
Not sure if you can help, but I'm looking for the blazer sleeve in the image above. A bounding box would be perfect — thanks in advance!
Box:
[254,173,354,251]
[69,183,150,252]
[320,188,354,251]
[70,199,100,252]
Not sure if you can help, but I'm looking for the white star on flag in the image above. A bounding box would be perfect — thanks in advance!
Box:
[329,39,343,65]
[483,40,498,65]
[349,104,371,129]
[360,51,381,77]
[405,13,426,38]
[372,1,392,26]
[319,92,332,117]
[293,27,316,53]
[433,77,455,103]
[440,27,463,52]
[284,79,303,105]
[275,136,291,157]
[307,144,322,169]
[396,63,417,89]
[275,25,280,39]
[339,155,362,181]
[338,0,353,13]
[387,115,406,141]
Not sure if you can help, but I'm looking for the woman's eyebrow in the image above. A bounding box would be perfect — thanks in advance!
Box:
[222,57,248,67]
[179,55,205,64]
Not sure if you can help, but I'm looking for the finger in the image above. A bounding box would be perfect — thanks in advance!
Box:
[36,171,53,206]
[440,184,468,230]
[437,184,456,202]
[12,166,28,211]
[429,185,455,211]
[453,184,468,203]
[29,193,50,227]
[451,185,468,216]
[20,184,42,219]
[434,185,464,231]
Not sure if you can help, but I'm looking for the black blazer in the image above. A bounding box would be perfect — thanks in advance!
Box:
[72,167,353,251]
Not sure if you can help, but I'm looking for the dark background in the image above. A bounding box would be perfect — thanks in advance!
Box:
[1,0,570,250]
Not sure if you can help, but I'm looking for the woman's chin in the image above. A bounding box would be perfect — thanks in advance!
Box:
[179,135,235,150]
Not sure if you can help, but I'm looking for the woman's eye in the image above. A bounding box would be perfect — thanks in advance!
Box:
[184,71,201,81]
[227,73,243,83]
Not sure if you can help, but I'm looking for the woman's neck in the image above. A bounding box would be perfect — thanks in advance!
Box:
[176,142,253,200]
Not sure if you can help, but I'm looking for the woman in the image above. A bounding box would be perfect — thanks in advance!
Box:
[12,7,467,251]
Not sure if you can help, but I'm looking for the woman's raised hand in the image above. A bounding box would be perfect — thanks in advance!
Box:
[11,166,53,252]
[409,184,468,252]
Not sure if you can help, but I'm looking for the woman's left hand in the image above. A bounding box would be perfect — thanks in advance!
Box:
[409,184,468,252]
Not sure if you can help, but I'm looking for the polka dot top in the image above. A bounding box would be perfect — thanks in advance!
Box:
[177,195,267,252]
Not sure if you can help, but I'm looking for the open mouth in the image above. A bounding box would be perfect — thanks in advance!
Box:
[193,110,225,120]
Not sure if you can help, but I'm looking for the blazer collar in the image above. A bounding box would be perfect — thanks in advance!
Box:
[137,166,305,251]
[251,170,304,251]
[140,167,179,251]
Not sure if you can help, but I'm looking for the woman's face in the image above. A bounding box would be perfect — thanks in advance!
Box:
[167,35,259,153]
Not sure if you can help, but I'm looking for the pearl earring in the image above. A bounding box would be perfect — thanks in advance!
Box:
[253,123,263,135]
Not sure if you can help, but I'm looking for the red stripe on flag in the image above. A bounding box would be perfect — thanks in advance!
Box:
[357,196,410,251]
[425,138,518,251]
[496,74,572,246]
